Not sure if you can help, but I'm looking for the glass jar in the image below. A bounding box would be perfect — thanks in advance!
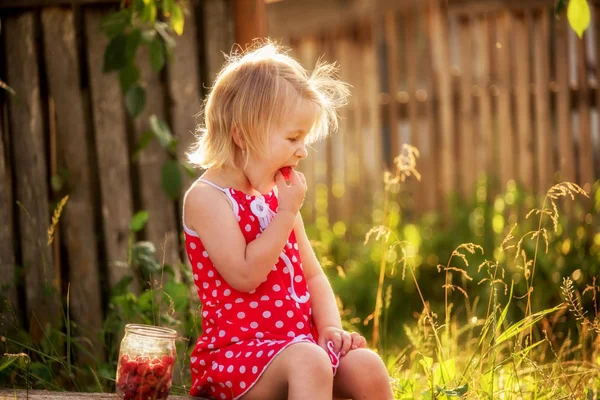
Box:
[116,324,177,400]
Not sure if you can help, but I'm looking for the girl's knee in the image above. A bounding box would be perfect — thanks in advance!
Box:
[345,349,390,384]
[284,342,333,377]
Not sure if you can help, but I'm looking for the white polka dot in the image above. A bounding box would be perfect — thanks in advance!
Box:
[197,262,203,269]
[275,300,283,307]
[287,311,294,318]
[202,311,208,317]
[256,233,261,239]
[190,242,196,249]
[191,356,197,362]
[235,298,244,303]
[294,243,299,250]
[225,303,232,310]
[256,332,264,338]
[193,274,198,280]
[245,352,252,357]
[261,295,270,301]
[226,351,234,358]
[224,289,231,296]
[237,312,245,319]
[249,289,256,294]
[245,224,252,232]
[250,322,258,329]
[296,322,304,329]
[268,349,275,356]
[215,280,221,287]
[240,382,246,389]
[272,284,281,292]
[212,290,217,297]
[203,282,209,289]
[208,270,214,278]
[287,242,292,249]
[252,366,258,374]
[219,330,226,337]
[292,256,297,262]
[276,320,284,328]
[219,365,224,372]
[207,378,213,383]
[221,394,226,399]
[212,363,218,370]
[231,336,239,343]
[241,327,249,332]
[256,350,263,357]
[240,365,246,373]
[295,275,302,282]
[200,359,206,366]
[250,301,258,308]
[288,331,295,337]
[203,251,208,257]
[272,265,277,271]
[263,311,271,318]
[211,386,215,392]
[226,380,232,387]
[283,267,289,274]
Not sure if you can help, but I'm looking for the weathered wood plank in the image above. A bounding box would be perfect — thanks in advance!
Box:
[84,8,138,293]
[0,0,119,8]
[202,0,235,87]
[554,14,575,184]
[384,11,400,163]
[232,0,266,48]
[0,390,207,399]
[41,7,104,364]
[575,23,594,192]
[474,15,493,182]
[495,10,515,189]
[133,47,181,272]
[532,8,553,193]
[0,90,17,318]
[167,2,203,199]
[458,15,475,200]
[512,11,533,189]
[428,0,455,210]
[4,12,62,342]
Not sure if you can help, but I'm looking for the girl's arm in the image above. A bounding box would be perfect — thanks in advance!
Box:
[293,213,342,331]
[185,184,297,293]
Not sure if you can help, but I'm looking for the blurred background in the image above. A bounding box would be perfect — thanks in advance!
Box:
[1,0,600,393]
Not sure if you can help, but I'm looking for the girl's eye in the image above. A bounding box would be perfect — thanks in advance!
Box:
[289,138,298,143]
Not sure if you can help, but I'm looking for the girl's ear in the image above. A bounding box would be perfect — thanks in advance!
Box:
[231,125,245,150]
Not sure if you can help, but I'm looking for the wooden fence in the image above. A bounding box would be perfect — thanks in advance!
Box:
[1,0,600,372]
[0,0,234,367]
[275,0,600,219]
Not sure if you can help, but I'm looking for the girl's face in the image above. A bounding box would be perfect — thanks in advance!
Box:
[243,99,316,192]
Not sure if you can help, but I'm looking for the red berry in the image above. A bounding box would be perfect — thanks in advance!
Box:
[161,355,174,366]
[137,364,150,376]
[280,167,292,181]
[151,363,166,377]
[120,354,130,363]
[150,357,161,364]
[145,374,158,387]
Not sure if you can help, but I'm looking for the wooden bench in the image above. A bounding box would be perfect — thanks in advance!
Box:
[0,390,210,399]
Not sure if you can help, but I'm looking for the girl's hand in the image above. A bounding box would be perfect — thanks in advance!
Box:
[317,326,367,357]
[275,168,306,215]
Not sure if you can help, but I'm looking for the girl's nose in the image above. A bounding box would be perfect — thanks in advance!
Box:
[296,144,308,159]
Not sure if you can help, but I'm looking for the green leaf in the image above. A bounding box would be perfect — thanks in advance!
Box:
[100,10,130,38]
[149,115,175,150]
[125,29,143,63]
[133,130,154,161]
[142,1,157,23]
[434,358,455,386]
[0,356,19,372]
[436,384,468,397]
[161,159,183,200]
[567,0,590,38]
[171,4,184,36]
[119,64,140,92]
[419,355,433,377]
[496,304,563,344]
[162,0,174,14]
[163,280,189,312]
[103,34,128,73]
[125,85,146,118]
[149,38,165,72]
[130,210,149,232]
[555,0,567,14]
[111,275,134,297]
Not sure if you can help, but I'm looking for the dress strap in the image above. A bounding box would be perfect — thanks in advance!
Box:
[197,178,228,193]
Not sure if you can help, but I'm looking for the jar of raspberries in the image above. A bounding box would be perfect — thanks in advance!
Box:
[116,324,177,400]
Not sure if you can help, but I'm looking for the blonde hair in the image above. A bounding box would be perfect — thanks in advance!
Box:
[187,40,350,170]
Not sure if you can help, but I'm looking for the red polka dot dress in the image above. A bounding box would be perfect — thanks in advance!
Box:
[184,178,341,400]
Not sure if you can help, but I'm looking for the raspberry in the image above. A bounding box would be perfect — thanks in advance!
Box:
[150,357,161,364]
[161,355,174,366]
[280,167,292,181]
[145,373,158,387]
[152,362,166,377]
[137,363,150,377]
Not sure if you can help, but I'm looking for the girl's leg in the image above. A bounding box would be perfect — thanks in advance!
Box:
[240,342,333,400]
[333,348,394,400]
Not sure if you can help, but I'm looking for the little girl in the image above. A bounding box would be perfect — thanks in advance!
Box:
[183,41,393,400]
